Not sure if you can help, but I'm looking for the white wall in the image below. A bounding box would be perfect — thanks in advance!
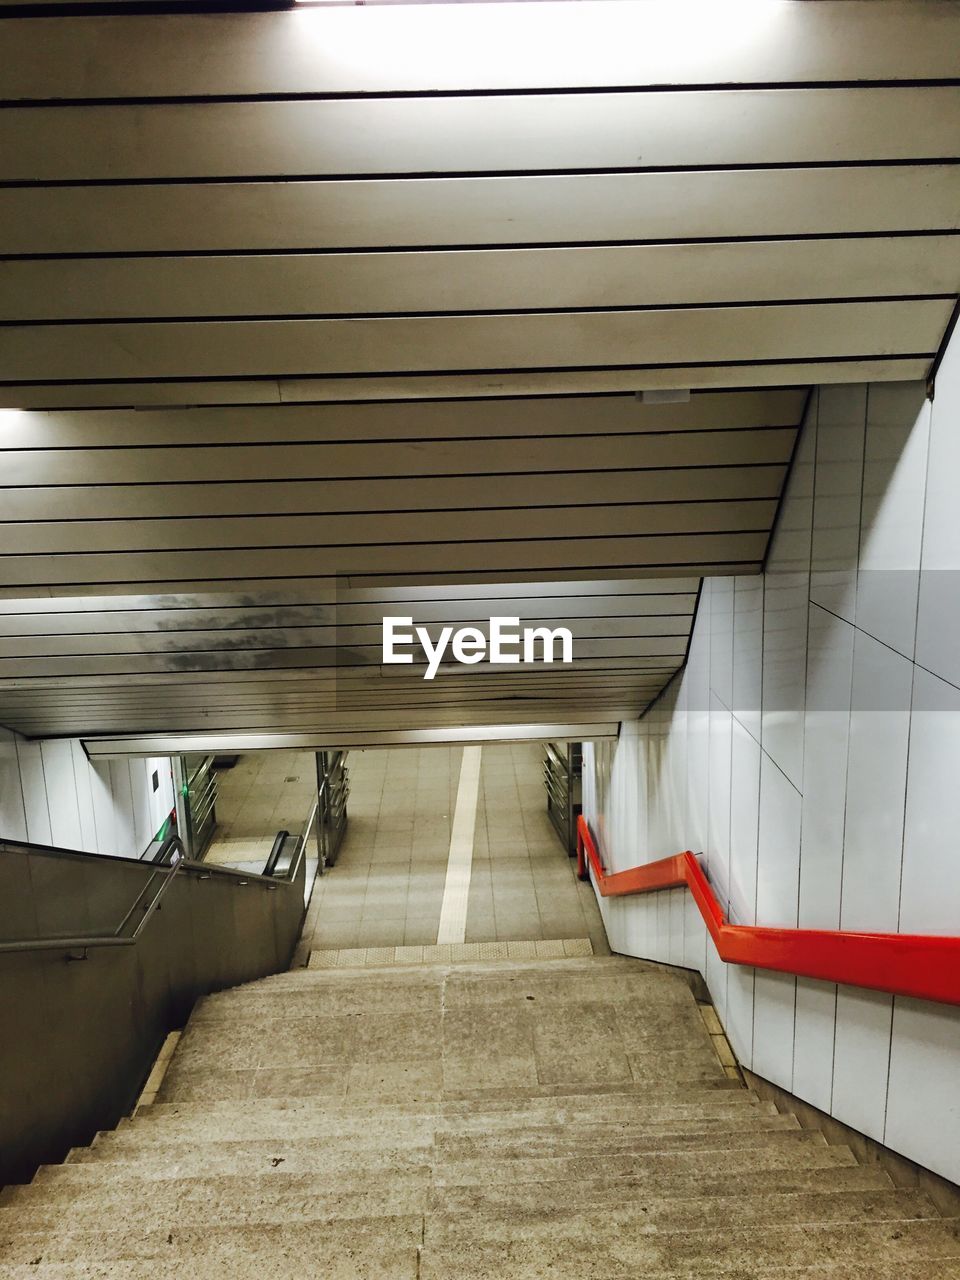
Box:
[584,333,960,1185]
[0,726,175,858]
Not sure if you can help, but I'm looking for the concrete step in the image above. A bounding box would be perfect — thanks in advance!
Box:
[418,1218,960,1277]
[1,1214,956,1271]
[165,1038,723,1079]
[432,1122,814,1160]
[138,1085,768,1136]
[430,1140,864,1187]
[136,1085,768,1126]
[247,966,695,1006]
[50,1131,834,1187]
[24,1160,895,1202]
[118,1113,795,1155]
[441,1077,745,1102]
[32,1131,854,1186]
[157,1067,737,1105]
[0,1216,423,1269]
[118,1105,785,1145]
[102,1120,800,1171]
[157,1076,748,1110]
[306,938,595,969]
[247,955,665,983]
[176,1018,716,1064]
[189,992,708,1036]
[429,1169,899,1211]
[7,952,947,1280]
[436,1098,775,1130]
[61,1139,433,1176]
[136,1091,771,1127]
[3,1264,960,1280]
[50,1119,810,1180]
[0,1186,940,1243]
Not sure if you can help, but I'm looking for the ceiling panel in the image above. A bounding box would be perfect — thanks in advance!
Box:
[0,0,957,747]
[0,580,699,739]
[78,725,623,758]
[0,362,933,413]
[3,2,958,93]
[1,302,949,383]
[3,168,957,257]
[6,88,960,182]
[5,238,960,323]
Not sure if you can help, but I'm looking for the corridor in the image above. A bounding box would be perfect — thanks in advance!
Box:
[300,744,608,960]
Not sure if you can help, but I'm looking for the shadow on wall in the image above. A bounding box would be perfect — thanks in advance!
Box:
[0,840,305,1186]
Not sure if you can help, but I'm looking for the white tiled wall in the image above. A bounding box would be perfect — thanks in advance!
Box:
[585,330,960,1185]
[0,724,174,859]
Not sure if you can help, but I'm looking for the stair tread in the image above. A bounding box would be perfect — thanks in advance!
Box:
[35,1140,864,1185]
[418,1218,960,1275]
[0,1187,939,1236]
[4,1267,960,1280]
[7,953,950,1279]
[105,1111,795,1145]
[1,1215,957,1268]
[72,1126,820,1167]
[137,1092,768,1121]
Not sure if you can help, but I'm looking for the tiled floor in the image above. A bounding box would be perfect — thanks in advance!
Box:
[205,750,319,873]
[299,743,609,957]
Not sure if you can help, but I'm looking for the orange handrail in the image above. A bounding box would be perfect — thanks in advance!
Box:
[576,815,960,1007]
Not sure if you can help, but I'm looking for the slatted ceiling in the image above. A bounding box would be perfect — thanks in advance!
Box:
[80,726,624,759]
[1,304,949,386]
[0,363,935,413]
[0,614,695,653]
[0,701,661,724]
[0,697,671,726]
[0,602,698,636]
[2,426,798,486]
[0,580,698,615]
[0,618,694,659]
[2,1,958,747]
[7,89,960,183]
[0,392,807,445]
[6,609,696,640]
[0,577,704,605]
[4,168,959,258]
[16,719,641,742]
[0,566,746,599]
[0,638,691,679]
[0,535,770,590]
[8,722,639,742]
[6,238,960,324]
[0,468,789,522]
[5,503,779,557]
[6,2,960,95]
[0,576,698,736]
[0,672,673,700]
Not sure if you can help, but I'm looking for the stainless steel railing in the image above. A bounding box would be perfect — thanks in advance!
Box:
[0,828,307,956]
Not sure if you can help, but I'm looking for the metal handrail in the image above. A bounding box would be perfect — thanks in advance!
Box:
[298,792,322,873]
[0,839,185,955]
[0,822,309,956]
[263,829,291,878]
[141,831,183,866]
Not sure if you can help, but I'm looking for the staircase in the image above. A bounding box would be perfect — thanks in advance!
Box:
[1,953,958,1278]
